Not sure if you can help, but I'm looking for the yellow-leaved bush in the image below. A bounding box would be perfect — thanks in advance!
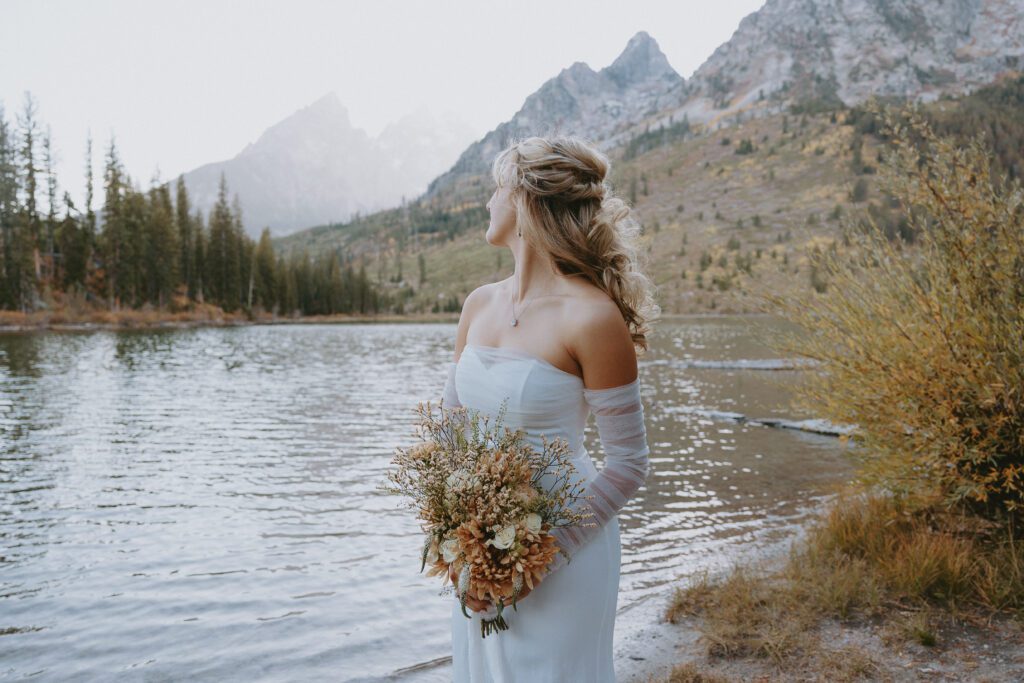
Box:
[761,99,1024,518]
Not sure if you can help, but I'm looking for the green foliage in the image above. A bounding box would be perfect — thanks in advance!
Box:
[0,92,401,318]
[622,115,692,161]
[735,252,753,275]
[850,178,869,203]
[699,250,712,271]
[711,273,732,291]
[847,76,1024,185]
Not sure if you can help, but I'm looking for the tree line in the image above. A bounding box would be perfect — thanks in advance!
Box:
[0,92,383,317]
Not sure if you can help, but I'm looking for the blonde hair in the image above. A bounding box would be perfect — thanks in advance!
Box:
[491,135,660,354]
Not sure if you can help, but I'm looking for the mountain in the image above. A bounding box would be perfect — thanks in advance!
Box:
[274,1,1024,316]
[425,31,682,197]
[427,3,1024,199]
[376,106,479,199]
[180,92,477,238]
[648,0,1024,132]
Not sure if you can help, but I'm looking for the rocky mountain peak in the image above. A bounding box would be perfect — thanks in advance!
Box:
[181,93,476,236]
[302,90,351,120]
[603,30,680,88]
[426,31,683,195]
[642,0,1024,135]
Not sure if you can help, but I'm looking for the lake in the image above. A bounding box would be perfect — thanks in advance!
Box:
[0,316,854,681]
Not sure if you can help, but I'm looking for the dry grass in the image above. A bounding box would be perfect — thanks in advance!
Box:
[659,104,1024,680]
[659,661,733,683]
[663,493,1024,676]
[0,303,241,329]
[0,298,459,331]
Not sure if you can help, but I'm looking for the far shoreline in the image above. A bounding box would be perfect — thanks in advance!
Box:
[0,309,778,335]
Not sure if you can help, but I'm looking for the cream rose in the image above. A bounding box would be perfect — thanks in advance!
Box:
[523,513,542,534]
[485,524,517,550]
[440,538,460,563]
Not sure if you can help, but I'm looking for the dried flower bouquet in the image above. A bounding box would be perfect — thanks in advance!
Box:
[380,397,594,637]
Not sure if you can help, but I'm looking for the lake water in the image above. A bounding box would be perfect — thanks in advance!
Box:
[0,316,855,681]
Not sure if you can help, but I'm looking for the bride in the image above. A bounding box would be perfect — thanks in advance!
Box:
[441,135,659,681]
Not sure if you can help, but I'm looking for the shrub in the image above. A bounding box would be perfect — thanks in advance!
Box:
[762,101,1024,518]
[735,138,755,155]
[699,251,712,271]
[850,177,869,202]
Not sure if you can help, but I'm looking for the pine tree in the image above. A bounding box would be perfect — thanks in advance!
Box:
[254,227,276,312]
[175,175,195,301]
[146,180,178,306]
[206,173,233,307]
[273,253,288,313]
[57,192,89,292]
[120,182,148,307]
[230,194,245,312]
[0,105,15,308]
[42,125,59,288]
[192,209,206,304]
[82,133,97,298]
[17,92,41,291]
[100,137,126,309]
[0,105,30,310]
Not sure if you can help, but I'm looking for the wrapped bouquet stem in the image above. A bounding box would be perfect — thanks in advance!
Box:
[379,397,594,638]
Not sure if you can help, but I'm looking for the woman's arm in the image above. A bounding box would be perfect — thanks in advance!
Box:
[443,286,487,409]
[541,301,650,578]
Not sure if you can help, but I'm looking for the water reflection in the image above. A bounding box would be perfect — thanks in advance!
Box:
[0,317,854,681]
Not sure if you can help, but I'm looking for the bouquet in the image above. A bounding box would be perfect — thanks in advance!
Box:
[379,397,594,637]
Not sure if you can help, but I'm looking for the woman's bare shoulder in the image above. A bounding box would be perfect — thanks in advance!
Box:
[564,285,637,388]
[565,278,620,315]
[463,279,507,311]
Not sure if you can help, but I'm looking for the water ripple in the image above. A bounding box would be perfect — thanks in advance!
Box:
[0,317,854,681]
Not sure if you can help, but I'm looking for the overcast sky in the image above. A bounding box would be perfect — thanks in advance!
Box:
[2,0,765,208]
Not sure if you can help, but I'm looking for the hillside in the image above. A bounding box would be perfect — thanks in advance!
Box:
[272,71,1024,317]
[270,0,1024,316]
[274,106,878,314]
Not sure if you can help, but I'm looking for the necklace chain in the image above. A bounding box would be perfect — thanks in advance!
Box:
[509,276,558,327]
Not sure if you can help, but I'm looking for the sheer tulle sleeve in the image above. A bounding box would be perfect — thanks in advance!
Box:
[442,361,461,409]
[540,376,650,579]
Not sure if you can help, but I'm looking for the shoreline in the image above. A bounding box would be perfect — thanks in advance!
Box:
[620,497,1024,683]
[0,309,778,335]
[0,310,458,334]
[616,511,817,683]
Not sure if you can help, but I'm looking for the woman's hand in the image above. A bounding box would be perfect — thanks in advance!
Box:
[449,563,534,612]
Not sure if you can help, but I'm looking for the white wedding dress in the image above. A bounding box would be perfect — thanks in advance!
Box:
[442,343,651,683]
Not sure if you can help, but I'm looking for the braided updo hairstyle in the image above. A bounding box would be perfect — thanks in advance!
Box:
[491,135,660,354]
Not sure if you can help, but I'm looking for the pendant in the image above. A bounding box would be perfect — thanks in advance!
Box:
[511,318,518,327]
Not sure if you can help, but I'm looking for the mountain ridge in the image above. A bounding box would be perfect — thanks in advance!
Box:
[179,91,477,238]
[425,31,683,197]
